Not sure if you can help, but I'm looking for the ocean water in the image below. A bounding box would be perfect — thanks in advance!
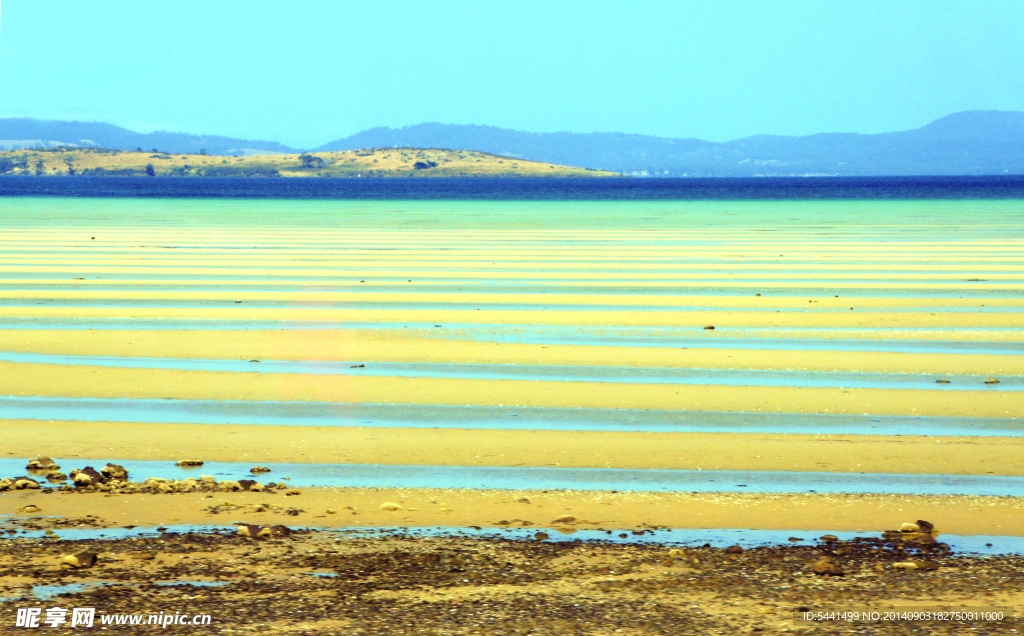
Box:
[3,175,1024,200]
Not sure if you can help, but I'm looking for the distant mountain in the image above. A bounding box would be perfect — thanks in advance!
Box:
[3,111,1023,175]
[0,118,292,156]
[317,111,1024,176]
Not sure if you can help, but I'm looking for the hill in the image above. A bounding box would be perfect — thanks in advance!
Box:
[2,111,1023,176]
[317,111,1024,176]
[0,118,291,156]
[0,147,617,178]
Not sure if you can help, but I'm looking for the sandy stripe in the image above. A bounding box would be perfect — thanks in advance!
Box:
[6,258,1024,273]
[0,305,1021,329]
[3,328,1022,374]
[2,328,1022,374]
[1,361,1020,417]
[3,419,1022,475]
[4,289,1024,309]
[3,486,1023,536]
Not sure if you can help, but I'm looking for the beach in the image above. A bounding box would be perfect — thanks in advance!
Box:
[1,195,1022,633]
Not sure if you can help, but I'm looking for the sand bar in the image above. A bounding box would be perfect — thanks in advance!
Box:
[4,328,1023,374]
[3,421,1023,475]
[1,361,1021,416]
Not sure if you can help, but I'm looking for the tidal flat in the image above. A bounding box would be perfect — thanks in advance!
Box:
[1,195,1022,633]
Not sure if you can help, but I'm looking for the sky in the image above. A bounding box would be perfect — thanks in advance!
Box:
[1,0,1022,149]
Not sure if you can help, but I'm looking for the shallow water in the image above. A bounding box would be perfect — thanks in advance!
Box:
[1,521,1019,556]
[2,397,1020,435]
[1,351,1018,391]
[6,459,1024,496]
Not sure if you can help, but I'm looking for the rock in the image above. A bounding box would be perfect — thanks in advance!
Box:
[703,325,715,330]
[237,479,258,491]
[900,522,920,533]
[26,457,59,470]
[820,535,838,543]
[0,478,14,491]
[176,460,204,467]
[534,532,549,541]
[71,467,105,487]
[811,556,844,576]
[984,377,1000,384]
[551,515,578,524]
[199,475,217,486]
[14,477,41,490]
[61,552,97,569]
[218,480,242,492]
[18,504,42,513]
[724,545,744,554]
[935,379,951,384]
[101,463,129,481]
[285,489,301,496]
[906,533,938,546]
[236,524,260,538]
[916,519,936,533]
[893,560,940,571]
[326,508,337,514]
[379,502,403,511]
[46,471,67,482]
[250,466,271,474]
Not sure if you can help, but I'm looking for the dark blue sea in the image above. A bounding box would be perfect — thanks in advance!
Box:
[2,175,1024,199]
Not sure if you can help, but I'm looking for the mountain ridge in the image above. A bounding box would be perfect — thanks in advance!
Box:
[2,111,1022,176]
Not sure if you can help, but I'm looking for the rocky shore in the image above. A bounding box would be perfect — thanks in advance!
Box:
[0,522,1020,635]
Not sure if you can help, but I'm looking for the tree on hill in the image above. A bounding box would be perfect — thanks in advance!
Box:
[299,153,325,169]
[145,163,156,176]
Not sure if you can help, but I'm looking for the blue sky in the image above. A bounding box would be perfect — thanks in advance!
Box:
[1,0,1022,148]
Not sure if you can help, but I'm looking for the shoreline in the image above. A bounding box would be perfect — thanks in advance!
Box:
[5,487,1024,537]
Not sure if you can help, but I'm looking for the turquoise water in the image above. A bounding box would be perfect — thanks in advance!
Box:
[2,196,1023,233]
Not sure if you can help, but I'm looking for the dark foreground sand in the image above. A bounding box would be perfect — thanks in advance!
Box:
[0,525,1020,635]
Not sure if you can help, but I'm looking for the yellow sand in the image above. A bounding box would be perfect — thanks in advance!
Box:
[3,420,1023,475]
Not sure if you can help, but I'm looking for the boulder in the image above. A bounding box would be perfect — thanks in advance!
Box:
[811,556,844,576]
[250,466,271,474]
[26,457,59,470]
[71,467,105,488]
[916,519,936,533]
[101,463,129,481]
[0,478,14,491]
[14,477,41,490]
[61,552,97,569]
[176,460,204,467]
[724,545,744,554]
[379,502,403,511]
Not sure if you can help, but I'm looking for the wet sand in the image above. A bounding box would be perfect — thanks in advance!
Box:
[3,421,1024,476]
[1,199,1022,633]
